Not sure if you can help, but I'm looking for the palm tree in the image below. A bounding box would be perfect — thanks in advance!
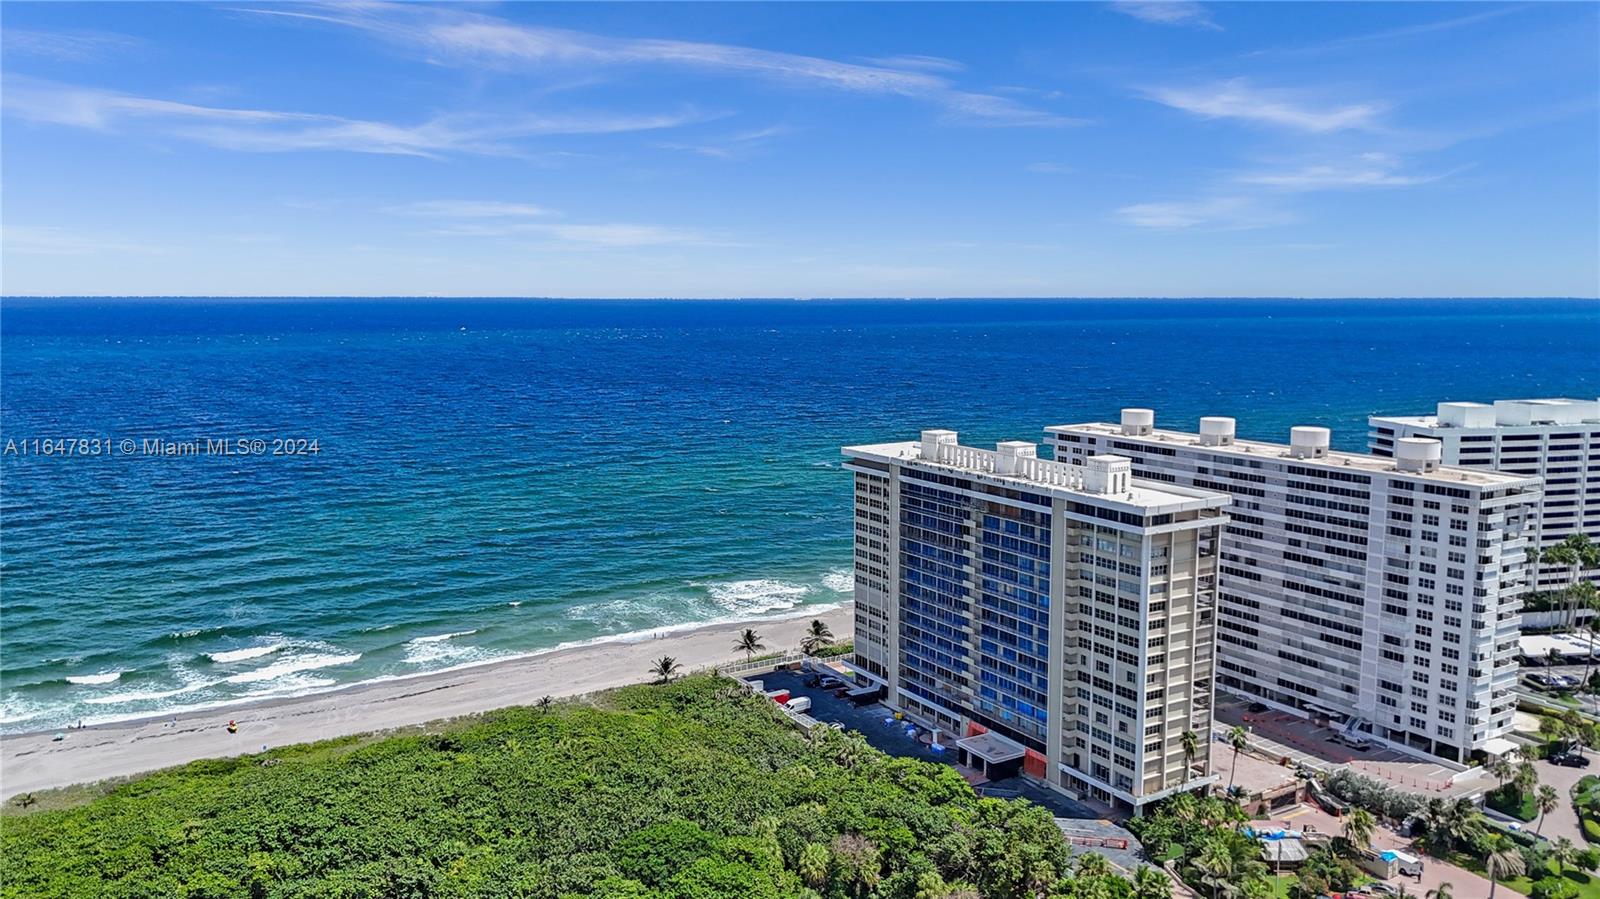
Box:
[1343,807,1376,855]
[1075,851,1113,879]
[1420,797,1484,855]
[1132,865,1173,899]
[798,841,831,890]
[1575,582,1600,688]
[1545,535,1600,630]
[1536,784,1560,836]
[734,627,766,661]
[1425,884,1454,899]
[1514,760,1539,797]
[1194,836,1237,899]
[1553,836,1579,875]
[650,655,682,683]
[1487,753,1514,791]
[1484,834,1526,899]
[1181,729,1200,774]
[801,618,835,656]
[1226,725,1249,794]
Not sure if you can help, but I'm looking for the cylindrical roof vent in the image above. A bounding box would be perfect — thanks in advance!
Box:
[1289,426,1331,459]
[1120,408,1154,436]
[1199,416,1236,446]
[1395,437,1443,473]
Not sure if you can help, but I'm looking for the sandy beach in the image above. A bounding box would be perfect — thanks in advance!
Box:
[0,603,854,798]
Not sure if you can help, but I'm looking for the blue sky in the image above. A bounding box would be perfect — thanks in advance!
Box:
[2,1,1597,297]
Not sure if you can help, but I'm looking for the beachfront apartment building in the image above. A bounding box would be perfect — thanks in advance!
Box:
[1046,410,1543,763]
[1369,399,1600,593]
[844,430,1231,814]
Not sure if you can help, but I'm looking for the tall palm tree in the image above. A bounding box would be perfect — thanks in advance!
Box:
[650,655,682,683]
[1546,535,1600,630]
[1536,784,1560,836]
[1487,754,1513,791]
[1181,729,1200,774]
[734,627,766,661]
[1575,582,1600,689]
[1343,807,1376,855]
[801,618,835,656]
[1226,725,1249,794]
[1424,885,1454,899]
[1484,834,1526,899]
[1132,866,1173,899]
[1514,760,1539,797]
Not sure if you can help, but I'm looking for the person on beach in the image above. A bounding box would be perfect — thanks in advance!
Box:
[226,719,238,735]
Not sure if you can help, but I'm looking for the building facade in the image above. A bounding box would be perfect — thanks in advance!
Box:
[844,430,1231,813]
[1369,399,1600,593]
[1047,410,1543,762]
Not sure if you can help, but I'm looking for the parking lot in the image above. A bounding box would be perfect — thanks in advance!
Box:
[749,668,1146,872]
[1215,697,1488,799]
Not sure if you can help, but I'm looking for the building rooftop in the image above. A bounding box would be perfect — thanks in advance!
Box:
[842,433,1231,514]
[1046,420,1541,489]
[1370,397,1600,429]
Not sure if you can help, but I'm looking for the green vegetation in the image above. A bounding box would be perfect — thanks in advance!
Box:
[1,676,1156,899]
[1128,793,1269,898]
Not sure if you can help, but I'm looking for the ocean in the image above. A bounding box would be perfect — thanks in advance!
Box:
[1,298,1595,732]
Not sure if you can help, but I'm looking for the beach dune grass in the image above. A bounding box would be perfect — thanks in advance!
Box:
[1,675,1090,899]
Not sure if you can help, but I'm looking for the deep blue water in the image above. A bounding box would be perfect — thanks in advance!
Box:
[2,298,1596,731]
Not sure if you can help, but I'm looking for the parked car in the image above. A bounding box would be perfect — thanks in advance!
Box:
[1247,702,1269,713]
[1553,752,1591,767]
[1369,884,1400,896]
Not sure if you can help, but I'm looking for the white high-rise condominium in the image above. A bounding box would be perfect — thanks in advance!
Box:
[1369,399,1600,593]
[1046,410,1543,763]
[844,430,1231,814]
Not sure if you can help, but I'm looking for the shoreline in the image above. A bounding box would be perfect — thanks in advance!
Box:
[0,602,854,798]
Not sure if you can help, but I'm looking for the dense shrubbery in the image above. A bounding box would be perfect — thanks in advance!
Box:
[1,676,1145,899]
[1324,768,1422,821]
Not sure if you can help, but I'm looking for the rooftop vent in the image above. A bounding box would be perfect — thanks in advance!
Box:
[1289,426,1331,460]
[1395,437,1443,473]
[1199,416,1236,447]
[1120,408,1154,437]
[920,429,957,461]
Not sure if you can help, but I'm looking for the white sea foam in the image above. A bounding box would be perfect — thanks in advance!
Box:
[821,569,854,593]
[508,601,523,607]
[701,578,812,615]
[224,652,361,685]
[409,630,477,643]
[83,683,209,705]
[206,643,286,664]
[66,671,124,686]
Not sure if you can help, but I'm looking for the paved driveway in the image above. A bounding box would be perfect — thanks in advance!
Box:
[1533,754,1594,844]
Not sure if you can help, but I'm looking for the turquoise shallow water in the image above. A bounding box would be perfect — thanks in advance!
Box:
[1,298,1595,731]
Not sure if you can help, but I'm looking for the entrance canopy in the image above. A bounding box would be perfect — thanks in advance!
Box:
[956,731,1026,764]
[1482,737,1519,758]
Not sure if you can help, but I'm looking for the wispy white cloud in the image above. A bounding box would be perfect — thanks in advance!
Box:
[1,77,710,158]
[1,225,165,256]
[656,124,792,159]
[1145,79,1384,132]
[863,54,967,73]
[1111,1,1221,31]
[1,28,142,61]
[396,199,726,247]
[1236,153,1464,191]
[242,3,1081,128]
[1247,5,1524,58]
[1116,196,1293,230]
[383,200,556,217]
[1026,162,1075,174]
